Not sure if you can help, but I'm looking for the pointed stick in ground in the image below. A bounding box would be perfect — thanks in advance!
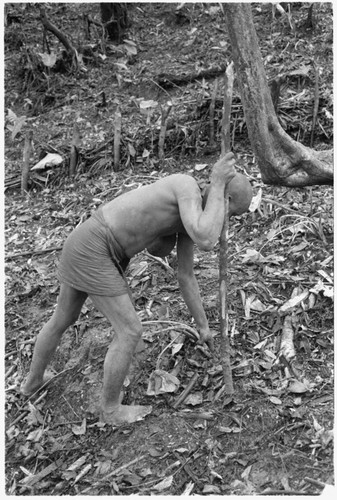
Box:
[114,106,122,171]
[219,61,235,395]
[21,130,33,195]
[310,61,320,148]
[158,101,172,159]
[69,123,81,177]
[209,78,218,147]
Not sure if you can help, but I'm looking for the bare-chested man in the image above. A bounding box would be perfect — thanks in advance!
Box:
[21,152,252,425]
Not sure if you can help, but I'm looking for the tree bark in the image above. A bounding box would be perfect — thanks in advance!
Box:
[224,3,333,187]
[100,3,128,43]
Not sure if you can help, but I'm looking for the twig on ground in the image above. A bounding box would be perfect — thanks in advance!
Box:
[177,411,214,420]
[304,477,326,489]
[20,460,63,488]
[145,252,174,274]
[6,245,63,261]
[142,320,199,341]
[172,372,199,409]
[80,454,146,493]
[260,489,316,496]
[262,197,307,216]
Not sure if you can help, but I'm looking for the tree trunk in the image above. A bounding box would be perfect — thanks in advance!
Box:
[224,3,333,187]
[100,3,128,43]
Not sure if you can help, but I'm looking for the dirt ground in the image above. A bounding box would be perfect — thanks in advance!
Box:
[4,2,334,496]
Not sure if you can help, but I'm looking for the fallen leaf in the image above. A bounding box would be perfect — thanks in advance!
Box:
[269,396,282,405]
[67,455,88,472]
[27,428,43,442]
[95,460,112,475]
[241,464,252,479]
[288,379,310,394]
[74,464,92,484]
[31,153,63,171]
[184,391,203,406]
[38,51,57,67]
[152,475,173,492]
[146,369,180,395]
[278,290,309,314]
[148,447,165,458]
[26,402,44,426]
[194,163,208,171]
[72,418,87,436]
[249,188,262,212]
[203,484,221,494]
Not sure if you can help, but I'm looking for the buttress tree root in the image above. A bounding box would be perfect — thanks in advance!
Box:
[224,3,333,187]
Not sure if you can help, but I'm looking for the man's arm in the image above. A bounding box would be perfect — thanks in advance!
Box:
[176,232,213,350]
[177,152,236,251]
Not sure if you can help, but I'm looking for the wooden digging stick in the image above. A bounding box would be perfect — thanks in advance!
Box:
[219,62,234,395]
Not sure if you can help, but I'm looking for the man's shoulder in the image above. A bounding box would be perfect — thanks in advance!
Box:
[162,173,199,191]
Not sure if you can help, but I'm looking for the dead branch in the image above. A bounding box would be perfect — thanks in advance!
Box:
[6,245,63,261]
[172,372,199,409]
[155,65,228,88]
[142,320,199,341]
[39,6,79,66]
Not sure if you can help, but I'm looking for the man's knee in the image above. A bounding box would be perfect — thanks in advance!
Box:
[51,303,81,331]
[118,316,143,346]
[55,287,86,329]
[127,317,143,341]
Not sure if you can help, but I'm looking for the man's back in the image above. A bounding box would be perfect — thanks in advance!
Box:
[102,174,200,257]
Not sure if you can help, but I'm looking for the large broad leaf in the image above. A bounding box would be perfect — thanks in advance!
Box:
[32,153,63,170]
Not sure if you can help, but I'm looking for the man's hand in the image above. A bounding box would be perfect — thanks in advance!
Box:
[198,326,214,352]
[210,152,236,186]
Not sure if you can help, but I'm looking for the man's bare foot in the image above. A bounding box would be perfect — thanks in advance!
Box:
[100,404,152,426]
[20,372,55,396]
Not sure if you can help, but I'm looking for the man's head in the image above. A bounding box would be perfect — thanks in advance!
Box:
[202,173,252,217]
[227,173,253,216]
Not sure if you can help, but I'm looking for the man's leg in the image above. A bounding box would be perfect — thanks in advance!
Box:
[21,284,87,395]
[89,293,152,425]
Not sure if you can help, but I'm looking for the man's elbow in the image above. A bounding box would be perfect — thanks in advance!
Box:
[196,236,216,252]
[193,227,218,251]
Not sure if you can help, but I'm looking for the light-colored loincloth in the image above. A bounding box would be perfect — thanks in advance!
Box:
[57,208,130,296]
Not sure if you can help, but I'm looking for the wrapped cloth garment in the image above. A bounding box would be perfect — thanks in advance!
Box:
[57,208,130,296]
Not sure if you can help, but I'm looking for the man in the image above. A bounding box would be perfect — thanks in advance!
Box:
[21,152,252,425]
